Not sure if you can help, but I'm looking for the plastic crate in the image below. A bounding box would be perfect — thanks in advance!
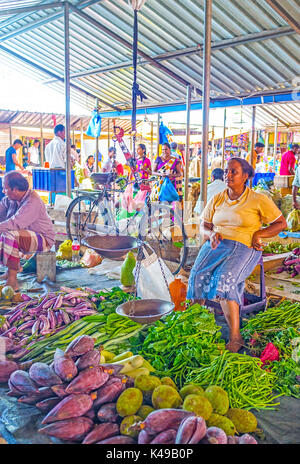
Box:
[32,168,75,192]
[252,172,275,187]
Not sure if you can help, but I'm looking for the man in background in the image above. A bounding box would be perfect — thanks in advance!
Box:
[194,168,226,215]
[5,139,24,172]
[280,144,300,176]
[45,124,66,169]
[101,147,116,173]
[246,142,265,169]
[28,139,40,167]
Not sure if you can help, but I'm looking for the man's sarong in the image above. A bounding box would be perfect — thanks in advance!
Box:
[0,230,50,270]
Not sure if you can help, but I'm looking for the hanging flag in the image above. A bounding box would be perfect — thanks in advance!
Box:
[86,110,102,138]
[51,115,57,127]
[159,121,173,145]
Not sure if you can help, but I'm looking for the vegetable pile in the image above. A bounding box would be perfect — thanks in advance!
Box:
[3,335,258,444]
[241,301,300,398]
[287,209,300,232]
[185,351,280,410]
[1,287,141,364]
[276,247,300,277]
[263,241,300,255]
[131,304,225,387]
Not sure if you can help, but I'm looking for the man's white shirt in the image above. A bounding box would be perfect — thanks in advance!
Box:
[45,136,66,168]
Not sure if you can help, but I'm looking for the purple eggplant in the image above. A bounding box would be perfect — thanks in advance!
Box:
[47,309,56,330]
[17,321,35,332]
[7,309,24,325]
[59,309,70,325]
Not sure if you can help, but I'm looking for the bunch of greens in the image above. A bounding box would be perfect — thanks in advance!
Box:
[263,241,300,255]
[242,302,300,398]
[131,304,225,387]
[95,287,137,315]
[186,351,280,411]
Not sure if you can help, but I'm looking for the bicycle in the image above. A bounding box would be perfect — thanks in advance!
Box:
[65,172,188,275]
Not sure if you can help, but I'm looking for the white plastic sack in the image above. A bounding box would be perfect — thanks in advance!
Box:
[54,195,73,212]
[88,258,122,280]
[134,249,174,302]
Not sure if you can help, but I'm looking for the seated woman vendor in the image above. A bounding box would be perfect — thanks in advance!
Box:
[188,158,287,353]
[0,172,55,290]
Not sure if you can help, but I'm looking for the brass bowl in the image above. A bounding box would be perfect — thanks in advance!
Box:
[116,299,174,324]
[82,235,141,259]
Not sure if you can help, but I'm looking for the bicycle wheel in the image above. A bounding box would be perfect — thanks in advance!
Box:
[66,195,99,242]
[138,203,188,275]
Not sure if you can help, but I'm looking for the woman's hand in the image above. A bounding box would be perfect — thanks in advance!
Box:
[252,231,263,251]
[210,232,222,249]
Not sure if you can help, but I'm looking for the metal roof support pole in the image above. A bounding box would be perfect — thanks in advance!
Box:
[184,84,192,223]
[264,0,300,35]
[265,130,269,158]
[40,115,44,166]
[80,118,85,167]
[95,98,99,173]
[273,118,278,173]
[64,0,71,198]
[221,108,226,169]
[107,118,110,152]
[199,0,212,208]
[156,113,160,157]
[150,122,154,162]
[8,123,12,146]
[249,105,256,188]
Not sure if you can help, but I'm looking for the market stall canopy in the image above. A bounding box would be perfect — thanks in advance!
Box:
[0,108,140,133]
[0,0,299,113]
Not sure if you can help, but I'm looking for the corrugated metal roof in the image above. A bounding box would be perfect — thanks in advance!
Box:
[0,0,299,112]
[0,108,141,133]
[242,102,300,128]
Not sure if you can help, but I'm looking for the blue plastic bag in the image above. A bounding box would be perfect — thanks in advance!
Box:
[159,177,179,202]
[86,110,102,138]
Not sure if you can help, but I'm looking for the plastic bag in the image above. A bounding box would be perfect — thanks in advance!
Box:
[287,209,300,232]
[134,249,174,302]
[132,189,147,210]
[159,177,179,202]
[121,184,135,213]
[86,110,102,138]
[80,248,102,268]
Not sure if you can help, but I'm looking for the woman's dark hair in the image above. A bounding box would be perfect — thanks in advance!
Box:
[4,172,29,191]
[138,143,147,155]
[162,142,171,150]
[86,155,94,163]
[229,157,255,180]
[33,139,40,145]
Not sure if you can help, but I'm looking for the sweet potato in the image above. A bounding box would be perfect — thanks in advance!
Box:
[96,435,136,445]
[41,393,93,424]
[227,435,239,444]
[138,429,154,444]
[82,423,119,444]
[97,403,119,423]
[93,379,124,408]
[54,354,78,382]
[29,362,63,387]
[0,336,14,353]
[18,395,40,405]
[75,350,101,371]
[9,370,40,394]
[39,417,94,442]
[36,397,61,412]
[65,335,95,358]
[84,408,97,421]
[0,360,19,382]
[101,364,124,376]
[17,386,54,404]
[175,416,207,444]
[201,427,228,444]
[51,384,68,398]
[238,434,258,444]
[65,366,109,394]
[150,429,177,444]
[143,409,195,435]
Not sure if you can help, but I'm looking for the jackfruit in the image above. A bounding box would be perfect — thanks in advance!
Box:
[116,388,143,417]
[152,385,182,409]
[120,415,142,438]
[204,385,229,415]
[180,384,204,400]
[207,413,236,436]
[226,408,257,434]
[137,405,154,420]
[182,394,213,421]
[160,377,178,390]
[120,252,136,287]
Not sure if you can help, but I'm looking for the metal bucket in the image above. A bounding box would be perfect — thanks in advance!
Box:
[116,299,174,324]
[82,235,141,259]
